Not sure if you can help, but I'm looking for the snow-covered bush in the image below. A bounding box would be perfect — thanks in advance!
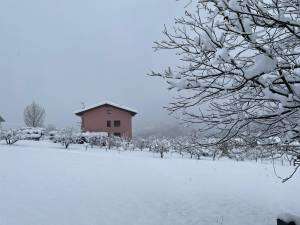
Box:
[104,136,131,150]
[150,138,171,158]
[48,130,59,141]
[82,132,108,148]
[190,147,206,160]
[45,127,297,165]
[217,141,232,158]
[105,136,130,150]
[19,127,45,141]
[58,127,76,149]
[0,129,21,145]
[171,136,191,157]
[132,138,148,151]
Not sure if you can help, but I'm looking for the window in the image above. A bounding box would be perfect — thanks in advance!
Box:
[114,133,121,137]
[107,109,112,114]
[107,121,111,127]
[114,120,121,127]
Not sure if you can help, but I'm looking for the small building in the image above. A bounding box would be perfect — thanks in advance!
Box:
[74,101,137,139]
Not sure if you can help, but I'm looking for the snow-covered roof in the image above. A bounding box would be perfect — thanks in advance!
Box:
[74,101,138,116]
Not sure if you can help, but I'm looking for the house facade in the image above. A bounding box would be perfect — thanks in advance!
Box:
[74,102,137,139]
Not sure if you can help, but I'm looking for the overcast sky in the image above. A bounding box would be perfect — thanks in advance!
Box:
[0,0,187,132]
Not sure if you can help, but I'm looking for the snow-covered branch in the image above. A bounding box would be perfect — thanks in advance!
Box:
[152,0,300,146]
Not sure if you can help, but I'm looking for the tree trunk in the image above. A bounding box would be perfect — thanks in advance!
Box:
[160,151,164,159]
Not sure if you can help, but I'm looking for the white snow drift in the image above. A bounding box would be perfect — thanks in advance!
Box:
[0,141,299,225]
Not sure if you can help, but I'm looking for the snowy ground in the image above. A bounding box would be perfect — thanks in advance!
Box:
[0,141,299,225]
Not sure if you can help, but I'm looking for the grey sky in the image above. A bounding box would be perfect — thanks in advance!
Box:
[0,0,186,132]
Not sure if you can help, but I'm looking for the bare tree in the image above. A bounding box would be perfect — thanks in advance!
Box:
[151,0,300,181]
[24,102,46,127]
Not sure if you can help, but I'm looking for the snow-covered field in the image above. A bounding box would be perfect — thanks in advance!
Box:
[0,141,299,225]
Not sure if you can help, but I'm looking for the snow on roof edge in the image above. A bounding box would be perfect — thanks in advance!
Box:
[74,101,138,115]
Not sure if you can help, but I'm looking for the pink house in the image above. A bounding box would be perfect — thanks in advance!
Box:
[74,101,137,139]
